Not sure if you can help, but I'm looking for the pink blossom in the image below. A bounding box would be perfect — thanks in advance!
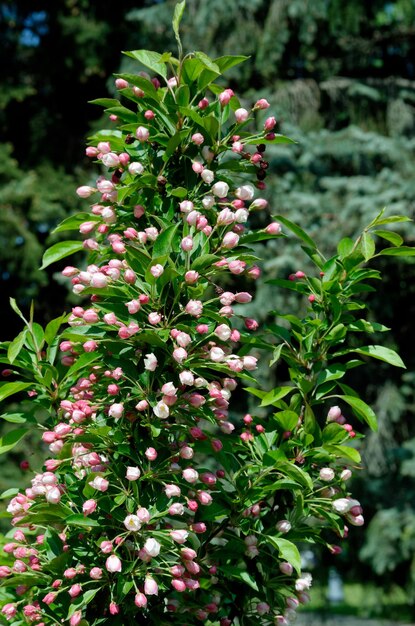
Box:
[170,529,189,543]
[222,232,239,249]
[126,466,141,481]
[185,300,203,317]
[145,447,158,461]
[105,555,122,572]
[173,347,187,363]
[108,403,124,419]
[165,484,181,498]
[182,468,199,483]
[135,592,148,608]
[144,576,158,595]
[219,88,234,106]
[181,236,194,251]
[254,98,270,109]
[144,353,158,371]
[90,567,103,579]
[82,499,97,516]
[192,133,204,145]
[235,108,249,123]
[88,476,109,492]
[69,612,82,626]
[136,126,150,142]
[266,221,282,235]
[76,185,96,198]
[150,264,164,277]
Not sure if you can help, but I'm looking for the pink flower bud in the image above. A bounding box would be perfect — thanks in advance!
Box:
[277,561,293,576]
[83,340,98,352]
[69,583,82,598]
[170,529,189,543]
[264,116,277,131]
[108,403,124,419]
[185,300,203,317]
[115,78,128,89]
[145,447,158,461]
[276,520,292,533]
[136,126,150,142]
[192,133,204,145]
[126,466,141,481]
[82,499,97,516]
[254,98,270,109]
[105,555,122,573]
[181,236,194,251]
[150,264,164,278]
[76,185,96,198]
[266,221,282,235]
[171,578,187,592]
[184,270,199,284]
[219,88,234,106]
[144,577,158,595]
[212,181,229,197]
[222,232,239,249]
[182,468,199,483]
[198,97,209,109]
[97,141,111,154]
[135,592,147,607]
[69,611,82,626]
[192,161,204,174]
[109,602,119,615]
[85,146,99,157]
[319,467,335,481]
[235,107,249,123]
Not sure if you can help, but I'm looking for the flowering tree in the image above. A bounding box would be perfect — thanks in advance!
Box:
[0,3,412,625]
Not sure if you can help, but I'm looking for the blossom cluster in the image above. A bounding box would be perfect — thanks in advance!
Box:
[0,34,370,626]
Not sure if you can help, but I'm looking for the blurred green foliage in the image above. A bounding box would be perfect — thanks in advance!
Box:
[1,0,415,612]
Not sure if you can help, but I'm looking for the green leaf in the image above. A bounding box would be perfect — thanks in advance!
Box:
[267,537,302,575]
[0,412,27,423]
[45,314,67,346]
[360,231,376,261]
[44,528,64,560]
[0,381,32,402]
[7,329,27,364]
[66,514,100,528]
[124,50,168,79]
[191,253,221,271]
[173,1,186,44]
[325,444,361,464]
[0,428,28,455]
[89,98,120,108]
[352,345,405,368]
[67,587,100,619]
[337,237,354,258]
[273,215,317,249]
[40,241,84,270]
[214,55,250,73]
[62,352,101,381]
[239,571,259,591]
[194,51,220,74]
[52,213,100,234]
[239,231,283,245]
[114,74,159,100]
[260,386,293,407]
[244,134,296,145]
[0,487,19,499]
[164,131,184,160]
[169,186,188,198]
[152,224,179,257]
[378,246,415,256]
[337,395,377,431]
[273,410,299,431]
[269,344,283,367]
[373,215,411,226]
[9,297,27,323]
[372,230,403,247]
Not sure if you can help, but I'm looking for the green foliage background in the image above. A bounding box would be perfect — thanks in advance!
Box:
[1,0,415,615]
